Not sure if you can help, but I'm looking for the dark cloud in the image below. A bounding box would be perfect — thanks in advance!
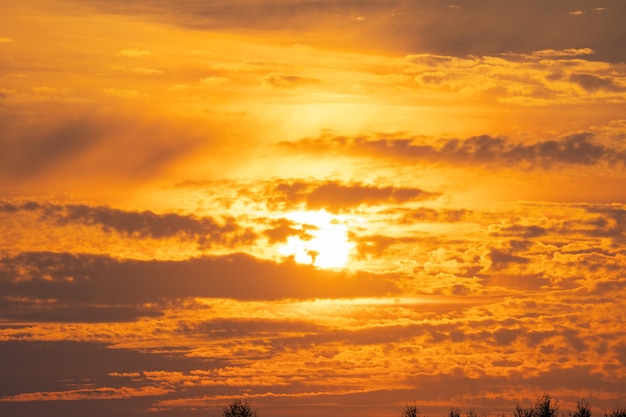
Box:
[0,340,207,396]
[0,201,256,248]
[487,204,626,243]
[402,364,622,411]
[63,0,626,62]
[488,248,530,270]
[0,252,400,307]
[492,328,519,345]
[0,340,221,417]
[306,182,439,210]
[353,235,397,258]
[397,207,472,223]
[582,205,626,240]
[263,217,316,243]
[262,73,322,89]
[0,116,105,178]
[490,225,547,238]
[569,73,626,92]
[0,109,201,184]
[268,180,439,212]
[283,132,625,169]
[177,318,323,340]
[0,297,162,323]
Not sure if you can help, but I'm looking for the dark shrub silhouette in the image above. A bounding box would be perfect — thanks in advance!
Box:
[396,396,626,417]
[570,400,592,417]
[402,403,421,417]
[604,407,626,417]
[223,398,257,417]
[515,395,559,417]
[467,409,486,417]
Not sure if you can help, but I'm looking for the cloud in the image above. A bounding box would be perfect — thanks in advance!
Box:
[133,67,163,75]
[569,73,626,92]
[488,248,530,270]
[118,48,152,57]
[305,182,439,211]
[397,207,472,223]
[67,0,626,63]
[484,203,626,244]
[101,88,141,98]
[281,132,626,169]
[0,105,206,187]
[0,297,162,323]
[489,224,548,238]
[0,386,171,402]
[353,235,398,258]
[401,50,626,106]
[267,180,439,212]
[0,37,15,43]
[530,48,595,58]
[0,340,210,402]
[263,217,316,244]
[0,252,400,304]
[0,201,256,248]
[261,72,322,89]
[200,76,229,85]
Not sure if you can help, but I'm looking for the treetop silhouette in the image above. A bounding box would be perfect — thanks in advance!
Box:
[223,398,258,417]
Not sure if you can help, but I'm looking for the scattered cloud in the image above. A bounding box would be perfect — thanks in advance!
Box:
[397,207,472,224]
[0,201,256,249]
[266,180,439,212]
[0,386,171,402]
[569,73,626,92]
[0,252,400,304]
[133,67,163,75]
[101,88,141,98]
[200,75,229,85]
[3,1,626,416]
[530,48,595,58]
[118,48,152,57]
[281,132,626,169]
[262,72,322,89]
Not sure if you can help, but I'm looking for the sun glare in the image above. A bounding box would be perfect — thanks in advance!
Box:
[277,210,355,269]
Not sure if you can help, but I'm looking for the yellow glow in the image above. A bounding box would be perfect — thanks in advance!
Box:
[278,210,355,268]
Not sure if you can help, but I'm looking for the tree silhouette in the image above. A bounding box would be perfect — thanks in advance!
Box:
[398,396,626,417]
[467,409,486,417]
[571,400,591,417]
[604,407,626,417]
[402,402,421,417]
[223,398,258,417]
[516,395,559,417]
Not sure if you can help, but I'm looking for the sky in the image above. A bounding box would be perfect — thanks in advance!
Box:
[1,1,626,416]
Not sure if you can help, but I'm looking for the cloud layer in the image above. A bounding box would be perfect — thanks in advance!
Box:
[1,0,626,416]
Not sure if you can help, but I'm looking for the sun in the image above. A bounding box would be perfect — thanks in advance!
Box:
[277,210,355,269]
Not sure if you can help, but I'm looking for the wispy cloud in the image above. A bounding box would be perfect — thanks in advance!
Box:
[0,201,256,249]
[281,131,626,169]
[261,72,322,89]
[2,0,626,416]
[118,48,152,57]
[0,251,400,304]
[266,180,439,212]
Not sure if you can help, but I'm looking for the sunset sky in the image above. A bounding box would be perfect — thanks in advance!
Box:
[2,1,626,416]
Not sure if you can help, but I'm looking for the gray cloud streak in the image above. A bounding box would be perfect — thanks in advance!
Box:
[284,132,625,169]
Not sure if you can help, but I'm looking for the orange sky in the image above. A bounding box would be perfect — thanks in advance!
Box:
[1,1,626,417]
